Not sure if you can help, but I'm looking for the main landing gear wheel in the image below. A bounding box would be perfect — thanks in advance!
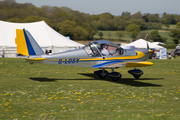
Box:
[107,72,122,81]
[94,70,108,78]
[94,69,122,81]
[112,78,119,81]
[133,75,141,79]
[128,69,143,79]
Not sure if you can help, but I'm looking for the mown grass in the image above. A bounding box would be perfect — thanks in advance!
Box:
[94,25,175,44]
[0,57,180,120]
[94,31,132,42]
[162,24,176,30]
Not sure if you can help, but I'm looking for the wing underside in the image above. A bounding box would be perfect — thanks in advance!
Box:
[92,61,153,69]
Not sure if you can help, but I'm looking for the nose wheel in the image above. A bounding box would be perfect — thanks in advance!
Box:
[128,69,143,79]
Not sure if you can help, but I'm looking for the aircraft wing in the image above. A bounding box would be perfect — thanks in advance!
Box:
[92,61,153,69]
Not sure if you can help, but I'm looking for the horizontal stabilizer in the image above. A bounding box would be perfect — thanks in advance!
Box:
[26,58,46,61]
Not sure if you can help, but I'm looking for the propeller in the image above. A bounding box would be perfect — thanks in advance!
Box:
[145,34,150,50]
[147,42,153,54]
[147,42,149,50]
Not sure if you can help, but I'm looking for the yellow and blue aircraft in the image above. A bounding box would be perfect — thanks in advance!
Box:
[15,29,153,81]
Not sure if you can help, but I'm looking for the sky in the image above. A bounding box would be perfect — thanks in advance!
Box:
[15,0,180,16]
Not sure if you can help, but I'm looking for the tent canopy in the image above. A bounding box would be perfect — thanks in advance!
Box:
[124,39,163,49]
[0,20,84,57]
[152,42,166,45]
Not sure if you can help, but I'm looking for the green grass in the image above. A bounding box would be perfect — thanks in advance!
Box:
[162,24,176,30]
[0,57,180,120]
[93,25,176,44]
[94,31,132,42]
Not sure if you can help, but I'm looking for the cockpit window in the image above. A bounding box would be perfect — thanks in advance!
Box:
[83,40,124,57]
[84,45,93,56]
[83,43,101,57]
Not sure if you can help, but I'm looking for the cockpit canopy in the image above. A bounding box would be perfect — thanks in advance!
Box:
[83,40,124,57]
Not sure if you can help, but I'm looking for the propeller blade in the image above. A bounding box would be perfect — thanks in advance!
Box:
[147,42,149,49]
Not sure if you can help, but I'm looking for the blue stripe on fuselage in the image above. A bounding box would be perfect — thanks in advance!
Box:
[92,60,123,68]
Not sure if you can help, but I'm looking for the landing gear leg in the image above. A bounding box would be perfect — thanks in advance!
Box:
[94,69,108,78]
[100,69,107,78]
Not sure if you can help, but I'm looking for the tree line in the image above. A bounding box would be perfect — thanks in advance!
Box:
[0,0,180,43]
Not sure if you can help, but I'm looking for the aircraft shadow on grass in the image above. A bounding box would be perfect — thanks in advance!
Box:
[29,77,59,82]
[78,73,163,87]
[29,73,163,87]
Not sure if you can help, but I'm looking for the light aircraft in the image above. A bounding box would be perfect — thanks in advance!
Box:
[15,29,153,81]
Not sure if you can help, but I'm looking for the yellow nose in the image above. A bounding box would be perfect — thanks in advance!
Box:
[148,49,153,54]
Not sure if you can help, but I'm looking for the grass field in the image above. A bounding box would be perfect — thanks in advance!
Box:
[93,25,176,44]
[0,57,180,120]
[94,31,132,42]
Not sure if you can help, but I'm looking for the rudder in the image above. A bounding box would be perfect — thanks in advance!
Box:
[15,29,44,56]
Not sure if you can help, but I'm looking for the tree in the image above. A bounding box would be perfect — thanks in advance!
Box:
[58,20,77,39]
[83,22,97,40]
[58,20,89,40]
[176,21,180,28]
[125,24,140,40]
[174,14,180,24]
[6,18,22,22]
[73,26,88,40]
[129,19,147,30]
[150,30,162,42]
[22,15,54,27]
[121,11,131,16]
[99,12,116,30]
[131,11,142,19]
[98,32,103,39]
[169,29,180,44]
[147,14,159,22]
[91,15,100,21]
[162,14,175,24]
[142,13,150,22]
[115,30,124,40]
[115,17,129,30]
[146,22,162,30]
[164,20,170,29]
[92,20,108,30]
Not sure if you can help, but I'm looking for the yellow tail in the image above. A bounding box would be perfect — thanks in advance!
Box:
[15,29,44,56]
[15,29,29,56]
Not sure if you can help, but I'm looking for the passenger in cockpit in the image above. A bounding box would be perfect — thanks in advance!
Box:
[113,47,124,56]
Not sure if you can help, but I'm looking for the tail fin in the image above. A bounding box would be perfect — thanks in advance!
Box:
[15,29,44,56]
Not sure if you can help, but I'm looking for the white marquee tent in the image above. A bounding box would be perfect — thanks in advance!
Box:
[0,20,84,57]
[123,39,163,49]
